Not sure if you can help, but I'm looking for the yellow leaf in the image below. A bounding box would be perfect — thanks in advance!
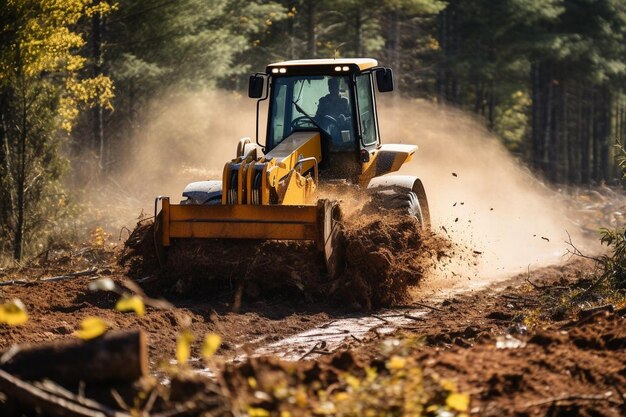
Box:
[334,392,349,402]
[386,355,406,370]
[365,366,377,382]
[0,299,28,326]
[115,294,145,316]
[247,407,270,417]
[176,329,194,365]
[295,387,308,407]
[441,378,457,392]
[446,392,470,412]
[280,411,291,417]
[247,376,257,389]
[74,317,108,340]
[201,333,222,358]
[344,375,360,389]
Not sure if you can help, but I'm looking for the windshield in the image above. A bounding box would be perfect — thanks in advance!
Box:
[267,75,356,152]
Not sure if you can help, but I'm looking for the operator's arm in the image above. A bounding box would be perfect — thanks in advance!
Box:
[340,97,350,117]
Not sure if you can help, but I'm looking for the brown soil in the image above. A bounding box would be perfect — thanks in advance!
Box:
[1,239,624,416]
[403,259,626,417]
[166,258,626,417]
[0,245,336,370]
[120,209,450,309]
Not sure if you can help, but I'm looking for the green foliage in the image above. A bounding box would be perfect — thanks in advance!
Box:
[0,0,115,261]
[599,227,626,290]
[493,90,531,153]
[615,140,626,180]
[237,338,470,417]
[3,0,626,259]
[106,0,287,91]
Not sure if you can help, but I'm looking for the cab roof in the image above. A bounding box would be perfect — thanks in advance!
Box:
[266,58,378,75]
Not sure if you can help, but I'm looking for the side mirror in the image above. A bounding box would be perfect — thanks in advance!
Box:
[248,75,265,99]
[375,68,394,93]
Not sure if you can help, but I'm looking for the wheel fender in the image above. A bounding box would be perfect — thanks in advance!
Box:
[181,180,222,205]
[367,175,430,225]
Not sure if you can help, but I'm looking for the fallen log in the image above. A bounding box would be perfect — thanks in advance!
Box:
[0,368,132,417]
[0,329,148,384]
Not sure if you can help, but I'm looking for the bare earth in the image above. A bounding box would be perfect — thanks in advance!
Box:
[1,226,624,417]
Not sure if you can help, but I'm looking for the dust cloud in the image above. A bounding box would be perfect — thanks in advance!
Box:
[106,90,257,228]
[115,90,588,282]
[378,97,588,283]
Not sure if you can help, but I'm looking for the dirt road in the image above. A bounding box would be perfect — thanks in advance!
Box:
[1,240,625,416]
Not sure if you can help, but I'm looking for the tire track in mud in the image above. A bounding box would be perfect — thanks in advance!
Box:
[240,308,430,361]
[194,260,557,373]
[188,307,431,381]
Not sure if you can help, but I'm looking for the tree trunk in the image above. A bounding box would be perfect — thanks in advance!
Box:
[581,84,592,184]
[354,9,362,56]
[544,63,554,178]
[437,7,448,102]
[92,3,105,174]
[487,85,495,130]
[13,80,27,262]
[390,10,401,81]
[599,86,611,182]
[306,0,316,58]
[531,62,542,170]
[1,330,148,384]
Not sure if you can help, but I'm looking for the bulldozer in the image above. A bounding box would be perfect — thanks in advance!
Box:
[154,58,429,277]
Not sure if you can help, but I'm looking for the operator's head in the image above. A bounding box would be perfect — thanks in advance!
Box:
[328,77,340,96]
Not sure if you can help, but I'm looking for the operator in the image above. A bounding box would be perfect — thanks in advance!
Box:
[315,77,350,124]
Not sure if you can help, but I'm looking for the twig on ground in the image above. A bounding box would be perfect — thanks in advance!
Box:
[564,231,602,263]
[34,380,121,416]
[142,388,159,415]
[39,267,99,283]
[109,389,130,412]
[299,341,328,360]
[350,334,362,342]
[524,392,618,408]
[0,345,21,365]
[151,395,222,417]
[525,265,546,289]
[0,279,30,287]
[559,309,611,330]
[501,294,527,301]
[404,313,426,322]
[372,314,389,324]
[413,301,443,312]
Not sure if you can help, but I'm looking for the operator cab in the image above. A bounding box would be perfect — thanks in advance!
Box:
[249,58,394,181]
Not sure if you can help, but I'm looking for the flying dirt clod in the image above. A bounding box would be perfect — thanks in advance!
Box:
[152,58,430,279]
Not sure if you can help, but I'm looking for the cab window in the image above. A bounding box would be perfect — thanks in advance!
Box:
[268,75,355,152]
[356,74,377,146]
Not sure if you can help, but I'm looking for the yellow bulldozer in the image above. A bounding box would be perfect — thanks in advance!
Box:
[154,58,429,277]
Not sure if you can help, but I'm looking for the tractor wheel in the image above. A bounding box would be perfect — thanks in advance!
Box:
[365,186,430,230]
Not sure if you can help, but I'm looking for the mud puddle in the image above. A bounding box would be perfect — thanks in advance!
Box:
[242,308,430,361]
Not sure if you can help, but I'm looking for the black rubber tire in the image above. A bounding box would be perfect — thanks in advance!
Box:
[412,179,431,229]
[406,191,429,230]
[364,188,430,230]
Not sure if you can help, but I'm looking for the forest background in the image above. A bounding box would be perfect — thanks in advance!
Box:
[1,0,626,263]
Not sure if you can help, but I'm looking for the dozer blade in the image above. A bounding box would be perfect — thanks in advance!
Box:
[154,197,344,277]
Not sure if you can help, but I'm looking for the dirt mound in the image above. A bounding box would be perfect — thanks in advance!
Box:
[332,212,445,308]
[120,209,449,309]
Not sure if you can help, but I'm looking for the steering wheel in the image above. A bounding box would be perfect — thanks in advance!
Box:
[291,116,317,129]
[322,114,346,133]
